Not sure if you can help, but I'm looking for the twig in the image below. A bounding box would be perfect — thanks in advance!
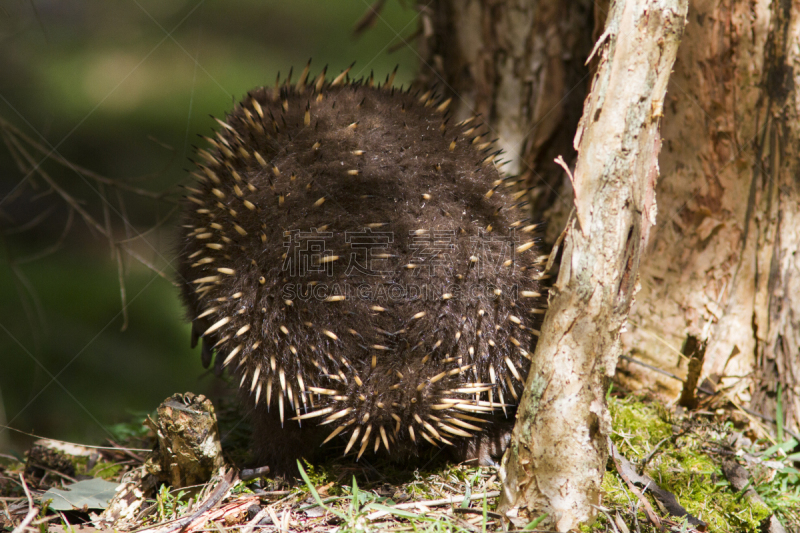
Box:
[266,506,282,532]
[590,505,620,533]
[105,440,147,462]
[388,28,422,53]
[16,208,75,264]
[723,392,780,445]
[6,132,109,237]
[11,474,38,533]
[547,156,576,275]
[2,205,56,234]
[638,427,690,474]
[2,237,48,338]
[1,116,181,310]
[452,507,503,520]
[121,244,178,286]
[135,469,237,533]
[619,355,685,383]
[26,463,78,484]
[352,0,388,36]
[114,245,129,331]
[0,426,151,453]
[365,491,500,520]
[0,117,176,200]
[608,441,663,532]
[115,205,180,243]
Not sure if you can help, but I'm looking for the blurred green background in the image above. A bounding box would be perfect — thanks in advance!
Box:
[0,0,418,455]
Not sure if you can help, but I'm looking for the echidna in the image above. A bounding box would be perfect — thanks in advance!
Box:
[177,63,547,476]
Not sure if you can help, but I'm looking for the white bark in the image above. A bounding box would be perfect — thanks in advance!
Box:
[497,1,687,529]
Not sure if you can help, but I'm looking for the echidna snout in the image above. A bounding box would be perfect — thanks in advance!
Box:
[177,63,546,474]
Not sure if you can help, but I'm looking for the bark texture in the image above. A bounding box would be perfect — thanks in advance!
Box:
[495,1,686,529]
[417,0,800,525]
[417,0,594,243]
[619,0,800,433]
[750,0,800,438]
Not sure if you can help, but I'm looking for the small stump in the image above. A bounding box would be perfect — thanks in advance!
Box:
[144,392,226,488]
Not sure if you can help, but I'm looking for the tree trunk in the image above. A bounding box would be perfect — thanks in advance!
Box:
[417,0,594,244]
[418,0,800,526]
[496,1,685,528]
[419,0,686,527]
[618,0,800,436]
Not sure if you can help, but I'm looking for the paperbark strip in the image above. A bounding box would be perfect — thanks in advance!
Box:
[497,1,687,529]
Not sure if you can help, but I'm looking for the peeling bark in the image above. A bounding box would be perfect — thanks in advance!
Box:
[495,1,686,528]
[619,0,800,434]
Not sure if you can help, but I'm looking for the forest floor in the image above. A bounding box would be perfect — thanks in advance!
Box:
[1,387,798,533]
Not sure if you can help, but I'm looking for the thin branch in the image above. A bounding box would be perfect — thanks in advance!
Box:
[6,131,109,237]
[365,491,500,520]
[134,470,236,533]
[0,233,47,347]
[115,246,129,331]
[0,117,177,201]
[99,182,115,258]
[121,244,178,287]
[11,474,38,533]
[2,205,56,235]
[115,205,179,244]
[1,113,183,334]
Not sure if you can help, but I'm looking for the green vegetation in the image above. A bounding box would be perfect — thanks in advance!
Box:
[598,395,783,532]
[297,461,491,533]
[141,484,195,526]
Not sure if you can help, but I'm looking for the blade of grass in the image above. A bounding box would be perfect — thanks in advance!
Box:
[461,480,472,509]
[352,475,360,516]
[761,439,798,458]
[482,490,487,533]
[777,383,785,443]
[523,513,548,530]
[297,460,346,520]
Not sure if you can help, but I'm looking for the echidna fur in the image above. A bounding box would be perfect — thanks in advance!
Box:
[177,63,547,475]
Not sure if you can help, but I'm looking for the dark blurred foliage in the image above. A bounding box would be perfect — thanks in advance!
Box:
[0,0,418,455]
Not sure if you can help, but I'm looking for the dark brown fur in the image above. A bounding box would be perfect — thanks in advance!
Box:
[177,66,546,476]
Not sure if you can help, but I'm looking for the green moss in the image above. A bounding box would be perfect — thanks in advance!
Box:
[64,455,123,481]
[107,411,154,442]
[652,451,769,531]
[601,470,632,508]
[230,479,257,496]
[602,396,772,532]
[608,395,673,460]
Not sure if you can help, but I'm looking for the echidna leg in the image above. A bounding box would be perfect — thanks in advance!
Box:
[449,417,516,467]
[249,400,328,478]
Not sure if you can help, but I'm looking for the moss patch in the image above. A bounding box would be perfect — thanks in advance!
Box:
[597,396,773,532]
